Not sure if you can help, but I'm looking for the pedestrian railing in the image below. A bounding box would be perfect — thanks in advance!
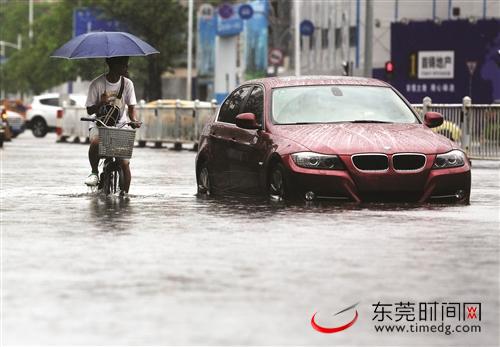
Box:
[413,97,500,159]
[60,97,500,159]
[60,99,217,148]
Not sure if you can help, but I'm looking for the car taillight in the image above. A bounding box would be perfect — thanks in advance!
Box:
[56,110,64,135]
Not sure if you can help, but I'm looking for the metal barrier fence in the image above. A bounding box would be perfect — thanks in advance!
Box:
[413,97,500,159]
[60,99,216,148]
[60,97,500,159]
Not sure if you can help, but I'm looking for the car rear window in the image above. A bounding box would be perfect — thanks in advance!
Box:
[272,85,418,124]
[40,98,60,106]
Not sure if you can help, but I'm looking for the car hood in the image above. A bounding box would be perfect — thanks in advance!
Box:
[271,123,454,155]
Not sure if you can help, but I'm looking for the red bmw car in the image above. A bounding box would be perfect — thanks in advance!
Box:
[196,76,471,203]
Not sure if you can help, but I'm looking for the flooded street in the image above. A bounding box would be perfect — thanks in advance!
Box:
[2,133,499,346]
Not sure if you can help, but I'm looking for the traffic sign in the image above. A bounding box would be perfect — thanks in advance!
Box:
[238,4,254,20]
[199,3,214,19]
[73,8,124,37]
[466,61,477,75]
[300,20,314,36]
[218,3,233,19]
[269,48,284,66]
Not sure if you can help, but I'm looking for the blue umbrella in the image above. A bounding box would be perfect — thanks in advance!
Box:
[51,31,159,59]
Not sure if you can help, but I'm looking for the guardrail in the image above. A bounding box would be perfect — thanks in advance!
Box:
[59,99,217,149]
[414,97,500,159]
[60,97,500,159]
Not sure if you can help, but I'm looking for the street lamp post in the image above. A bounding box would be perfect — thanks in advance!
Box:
[294,0,301,76]
[0,35,22,99]
[187,0,193,100]
[29,0,34,41]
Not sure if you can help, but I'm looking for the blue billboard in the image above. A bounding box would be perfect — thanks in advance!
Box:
[197,1,269,81]
[73,8,125,37]
[244,0,268,79]
[386,19,500,104]
[197,8,217,77]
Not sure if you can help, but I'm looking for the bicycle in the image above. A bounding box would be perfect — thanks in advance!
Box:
[80,117,141,195]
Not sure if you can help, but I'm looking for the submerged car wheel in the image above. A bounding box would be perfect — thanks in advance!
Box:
[268,163,289,200]
[197,163,211,196]
[32,117,48,138]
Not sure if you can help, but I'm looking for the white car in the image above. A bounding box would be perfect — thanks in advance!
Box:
[26,93,86,137]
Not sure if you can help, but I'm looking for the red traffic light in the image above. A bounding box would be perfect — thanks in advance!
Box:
[385,61,394,73]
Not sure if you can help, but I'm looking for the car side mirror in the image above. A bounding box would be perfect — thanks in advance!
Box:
[424,111,444,128]
[235,113,260,130]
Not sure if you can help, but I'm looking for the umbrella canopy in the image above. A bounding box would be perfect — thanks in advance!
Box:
[51,31,159,59]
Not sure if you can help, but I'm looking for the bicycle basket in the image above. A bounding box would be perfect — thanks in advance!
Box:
[98,127,136,159]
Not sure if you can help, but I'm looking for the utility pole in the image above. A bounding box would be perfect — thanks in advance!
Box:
[294,0,301,76]
[186,0,193,100]
[341,8,349,74]
[0,35,22,100]
[29,0,34,41]
[363,0,373,77]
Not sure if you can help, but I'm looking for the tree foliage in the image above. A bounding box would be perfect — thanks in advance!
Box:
[1,0,187,100]
[1,1,101,95]
[88,0,187,100]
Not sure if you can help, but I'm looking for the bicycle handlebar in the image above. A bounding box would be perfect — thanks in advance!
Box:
[80,117,142,129]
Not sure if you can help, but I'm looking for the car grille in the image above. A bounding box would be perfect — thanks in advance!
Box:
[352,154,388,171]
[393,154,426,171]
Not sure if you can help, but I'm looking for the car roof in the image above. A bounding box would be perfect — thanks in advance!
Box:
[244,75,390,89]
[34,93,60,100]
[33,93,87,106]
[34,93,86,99]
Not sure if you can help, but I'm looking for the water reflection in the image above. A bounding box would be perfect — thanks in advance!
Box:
[194,194,455,217]
[88,195,133,232]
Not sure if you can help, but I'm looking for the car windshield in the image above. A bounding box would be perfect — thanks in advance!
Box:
[272,85,418,124]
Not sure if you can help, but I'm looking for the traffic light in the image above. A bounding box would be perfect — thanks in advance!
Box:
[385,61,394,79]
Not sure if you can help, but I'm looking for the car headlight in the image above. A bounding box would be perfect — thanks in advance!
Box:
[432,150,466,169]
[291,152,345,170]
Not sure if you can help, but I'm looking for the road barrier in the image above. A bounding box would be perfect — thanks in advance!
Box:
[59,99,216,148]
[414,97,500,159]
[60,97,500,159]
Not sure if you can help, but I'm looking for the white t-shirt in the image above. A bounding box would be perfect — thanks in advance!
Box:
[85,74,137,127]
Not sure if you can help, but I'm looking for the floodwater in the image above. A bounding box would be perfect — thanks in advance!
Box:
[1,133,499,346]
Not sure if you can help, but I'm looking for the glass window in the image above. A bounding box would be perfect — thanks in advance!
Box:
[218,86,252,124]
[272,85,418,125]
[241,87,264,125]
[40,98,60,106]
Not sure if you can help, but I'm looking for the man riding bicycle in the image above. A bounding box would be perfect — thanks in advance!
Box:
[85,56,140,196]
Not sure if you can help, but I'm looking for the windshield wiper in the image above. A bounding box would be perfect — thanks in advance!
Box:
[349,120,393,123]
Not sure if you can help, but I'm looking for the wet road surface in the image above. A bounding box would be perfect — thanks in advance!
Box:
[1,133,499,345]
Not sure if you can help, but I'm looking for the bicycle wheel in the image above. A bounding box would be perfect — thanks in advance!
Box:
[118,167,125,193]
[100,160,113,195]
[101,169,112,195]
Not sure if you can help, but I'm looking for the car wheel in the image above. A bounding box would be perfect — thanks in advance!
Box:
[268,163,289,200]
[32,117,48,138]
[197,162,211,196]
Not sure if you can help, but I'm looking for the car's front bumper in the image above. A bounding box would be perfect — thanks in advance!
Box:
[282,154,471,203]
